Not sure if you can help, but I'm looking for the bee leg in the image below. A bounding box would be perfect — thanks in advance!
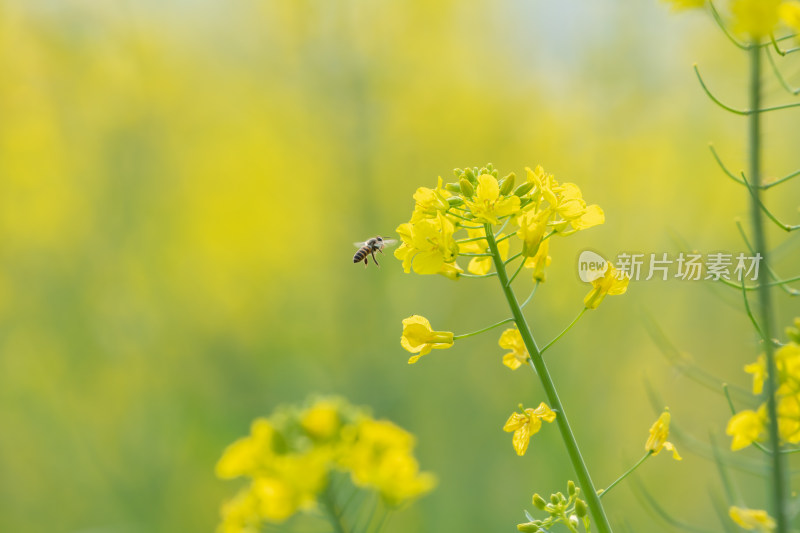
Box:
[371,249,380,267]
[364,256,368,268]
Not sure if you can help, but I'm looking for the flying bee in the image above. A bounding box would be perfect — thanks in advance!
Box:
[353,236,397,267]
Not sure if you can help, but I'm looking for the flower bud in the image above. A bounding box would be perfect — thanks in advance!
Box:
[453,168,463,178]
[567,480,576,496]
[514,182,534,197]
[532,493,547,510]
[569,515,579,528]
[575,498,588,518]
[447,196,464,207]
[445,182,462,193]
[499,172,516,195]
[460,177,475,197]
[550,494,559,505]
[464,168,477,183]
[516,522,542,532]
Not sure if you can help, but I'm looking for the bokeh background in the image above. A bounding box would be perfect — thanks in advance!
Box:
[1,1,799,531]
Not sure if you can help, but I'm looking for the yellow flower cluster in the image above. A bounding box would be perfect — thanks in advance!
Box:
[729,506,776,532]
[517,480,589,533]
[726,322,800,450]
[394,164,604,279]
[215,397,435,532]
[503,402,557,456]
[663,0,800,39]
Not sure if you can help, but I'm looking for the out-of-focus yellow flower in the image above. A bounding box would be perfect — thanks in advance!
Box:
[778,393,800,444]
[661,0,706,11]
[526,165,558,207]
[217,488,261,533]
[301,400,341,440]
[498,328,529,370]
[411,177,450,223]
[400,315,454,364]
[726,407,766,451]
[644,409,682,460]
[503,403,556,456]
[731,0,781,38]
[216,418,276,479]
[583,263,630,309]
[523,238,551,282]
[252,477,300,523]
[394,212,458,275]
[344,419,435,506]
[780,1,800,33]
[463,174,521,224]
[729,506,776,532]
[745,354,767,395]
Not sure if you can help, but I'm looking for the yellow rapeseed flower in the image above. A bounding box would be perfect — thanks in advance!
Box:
[301,400,341,440]
[217,487,261,533]
[778,393,800,444]
[400,315,454,364]
[459,228,508,275]
[498,328,529,370]
[216,418,276,479]
[394,212,458,275]
[516,208,550,257]
[523,238,551,282]
[745,354,767,395]
[463,174,521,224]
[583,263,630,310]
[411,177,450,223]
[731,0,781,38]
[726,407,766,451]
[503,403,556,456]
[251,477,299,523]
[729,506,776,532]
[645,408,682,460]
[780,1,800,33]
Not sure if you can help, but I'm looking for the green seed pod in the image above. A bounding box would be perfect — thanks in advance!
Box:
[567,480,576,497]
[447,196,464,207]
[445,182,462,193]
[499,172,516,195]
[460,177,475,197]
[532,493,547,510]
[514,182,534,197]
[575,499,588,518]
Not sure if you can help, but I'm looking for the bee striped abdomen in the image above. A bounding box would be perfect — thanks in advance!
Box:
[353,246,369,263]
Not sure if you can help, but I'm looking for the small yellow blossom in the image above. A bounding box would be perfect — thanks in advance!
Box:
[778,393,800,444]
[523,238,551,282]
[503,403,556,456]
[394,212,459,275]
[731,0,781,38]
[411,177,450,223]
[252,477,300,523]
[218,488,261,533]
[661,0,706,10]
[729,506,776,532]
[780,2,800,33]
[583,263,630,309]
[463,174,521,224]
[344,419,436,506]
[301,400,341,440]
[498,328,529,370]
[400,315,454,364]
[726,408,766,451]
[645,408,682,460]
[516,208,550,257]
[216,418,276,479]
[745,354,767,395]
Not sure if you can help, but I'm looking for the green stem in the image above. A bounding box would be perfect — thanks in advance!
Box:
[322,484,348,533]
[599,452,652,499]
[453,317,515,340]
[747,45,788,532]
[540,308,588,354]
[483,224,613,533]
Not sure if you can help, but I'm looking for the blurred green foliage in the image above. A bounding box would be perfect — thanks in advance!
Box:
[1,1,799,532]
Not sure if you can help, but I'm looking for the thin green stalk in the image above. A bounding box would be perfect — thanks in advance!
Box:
[747,45,788,532]
[599,452,651,499]
[483,223,613,533]
[453,317,515,340]
[540,308,588,354]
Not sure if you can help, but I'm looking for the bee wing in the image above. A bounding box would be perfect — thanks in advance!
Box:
[381,238,398,247]
[353,241,368,248]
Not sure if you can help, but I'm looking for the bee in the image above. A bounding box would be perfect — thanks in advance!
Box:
[353,236,397,267]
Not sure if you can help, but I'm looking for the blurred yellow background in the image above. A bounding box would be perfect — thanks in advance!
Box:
[1,1,799,531]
